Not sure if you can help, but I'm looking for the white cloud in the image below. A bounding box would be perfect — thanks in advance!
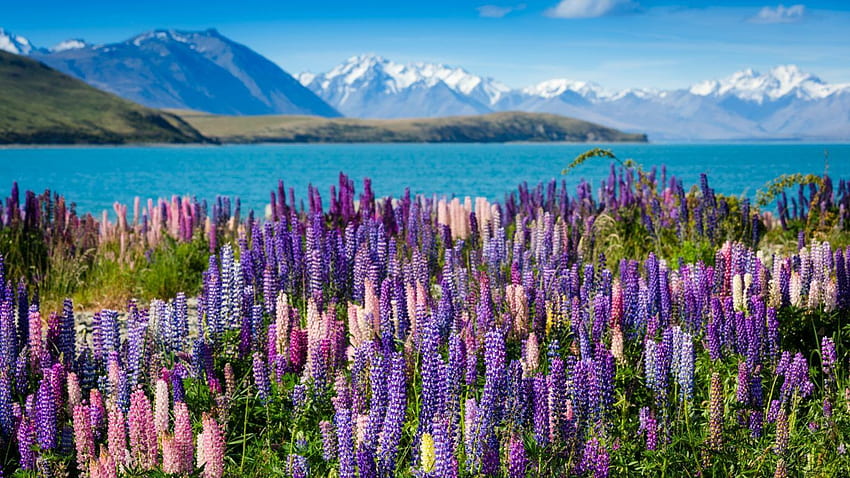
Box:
[545,0,639,19]
[750,4,806,24]
[477,4,526,18]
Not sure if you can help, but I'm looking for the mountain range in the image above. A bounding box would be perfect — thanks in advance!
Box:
[300,55,850,141]
[2,27,849,140]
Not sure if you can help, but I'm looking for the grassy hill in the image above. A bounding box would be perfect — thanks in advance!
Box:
[0,51,206,145]
[175,110,648,143]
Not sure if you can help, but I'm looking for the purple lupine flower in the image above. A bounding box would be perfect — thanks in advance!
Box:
[365,353,388,451]
[639,406,658,450]
[357,443,377,478]
[17,412,36,470]
[377,352,406,477]
[333,376,356,478]
[821,337,837,384]
[0,371,12,438]
[320,420,337,461]
[433,416,458,478]
[288,453,309,478]
[579,437,609,478]
[419,310,444,438]
[736,361,750,404]
[507,436,529,478]
[35,376,57,451]
[532,374,549,446]
[548,357,567,443]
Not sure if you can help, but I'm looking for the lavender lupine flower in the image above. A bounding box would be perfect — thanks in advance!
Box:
[821,337,837,384]
[507,435,529,478]
[377,352,406,477]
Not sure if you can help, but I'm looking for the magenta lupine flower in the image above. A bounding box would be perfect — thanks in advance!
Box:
[197,412,225,478]
[128,389,157,470]
[173,401,194,474]
[73,403,95,467]
[507,436,529,478]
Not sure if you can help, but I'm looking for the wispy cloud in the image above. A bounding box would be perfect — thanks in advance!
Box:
[477,4,526,18]
[749,4,806,24]
[545,0,639,19]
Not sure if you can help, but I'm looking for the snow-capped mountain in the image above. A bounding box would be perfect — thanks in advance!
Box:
[298,54,509,118]
[0,28,35,55]
[303,56,850,140]
[689,65,849,103]
[28,29,339,116]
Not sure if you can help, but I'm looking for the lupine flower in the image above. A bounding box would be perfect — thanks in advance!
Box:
[154,379,170,437]
[774,409,789,455]
[35,376,57,451]
[17,413,36,470]
[128,389,157,470]
[378,353,407,476]
[73,403,94,467]
[253,352,271,403]
[106,400,128,468]
[507,435,529,478]
[288,453,309,478]
[173,401,194,474]
[320,420,337,461]
[639,406,658,450]
[197,412,225,478]
[708,372,723,450]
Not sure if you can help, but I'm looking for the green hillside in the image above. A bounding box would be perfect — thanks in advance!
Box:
[0,51,206,144]
[175,110,648,143]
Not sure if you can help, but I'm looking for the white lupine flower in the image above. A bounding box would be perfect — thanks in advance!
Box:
[807,279,821,310]
[790,272,803,308]
[823,280,838,312]
[732,273,744,311]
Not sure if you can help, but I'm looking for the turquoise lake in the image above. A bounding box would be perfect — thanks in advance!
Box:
[1,143,847,216]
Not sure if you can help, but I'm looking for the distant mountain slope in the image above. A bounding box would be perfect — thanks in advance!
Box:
[29,29,340,117]
[0,51,206,144]
[174,110,647,143]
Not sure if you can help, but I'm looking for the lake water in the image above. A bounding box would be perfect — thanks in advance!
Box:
[1,143,847,216]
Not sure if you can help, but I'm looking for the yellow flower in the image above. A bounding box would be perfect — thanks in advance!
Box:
[420,432,436,473]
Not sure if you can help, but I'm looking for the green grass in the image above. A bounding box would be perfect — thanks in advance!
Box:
[174,110,648,144]
[0,51,206,144]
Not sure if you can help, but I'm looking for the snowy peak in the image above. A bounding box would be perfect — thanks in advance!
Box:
[0,28,34,55]
[522,78,608,100]
[301,55,510,105]
[51,39,88,53]
[689,65,847,102]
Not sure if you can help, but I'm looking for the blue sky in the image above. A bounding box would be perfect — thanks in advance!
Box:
[4,1,849,90]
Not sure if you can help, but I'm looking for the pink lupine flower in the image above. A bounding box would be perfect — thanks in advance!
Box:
[106,400,128,468]
[154,379,170,437]
[197,412,225,478]
[91,445,117,478]
[128,389,158,470]
[173,401,195,473]
[161,434,179,474]
[67,372,82,411]
[73,403,95,467]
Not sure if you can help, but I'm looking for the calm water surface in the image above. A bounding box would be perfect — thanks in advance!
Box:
[1,143,847,216]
